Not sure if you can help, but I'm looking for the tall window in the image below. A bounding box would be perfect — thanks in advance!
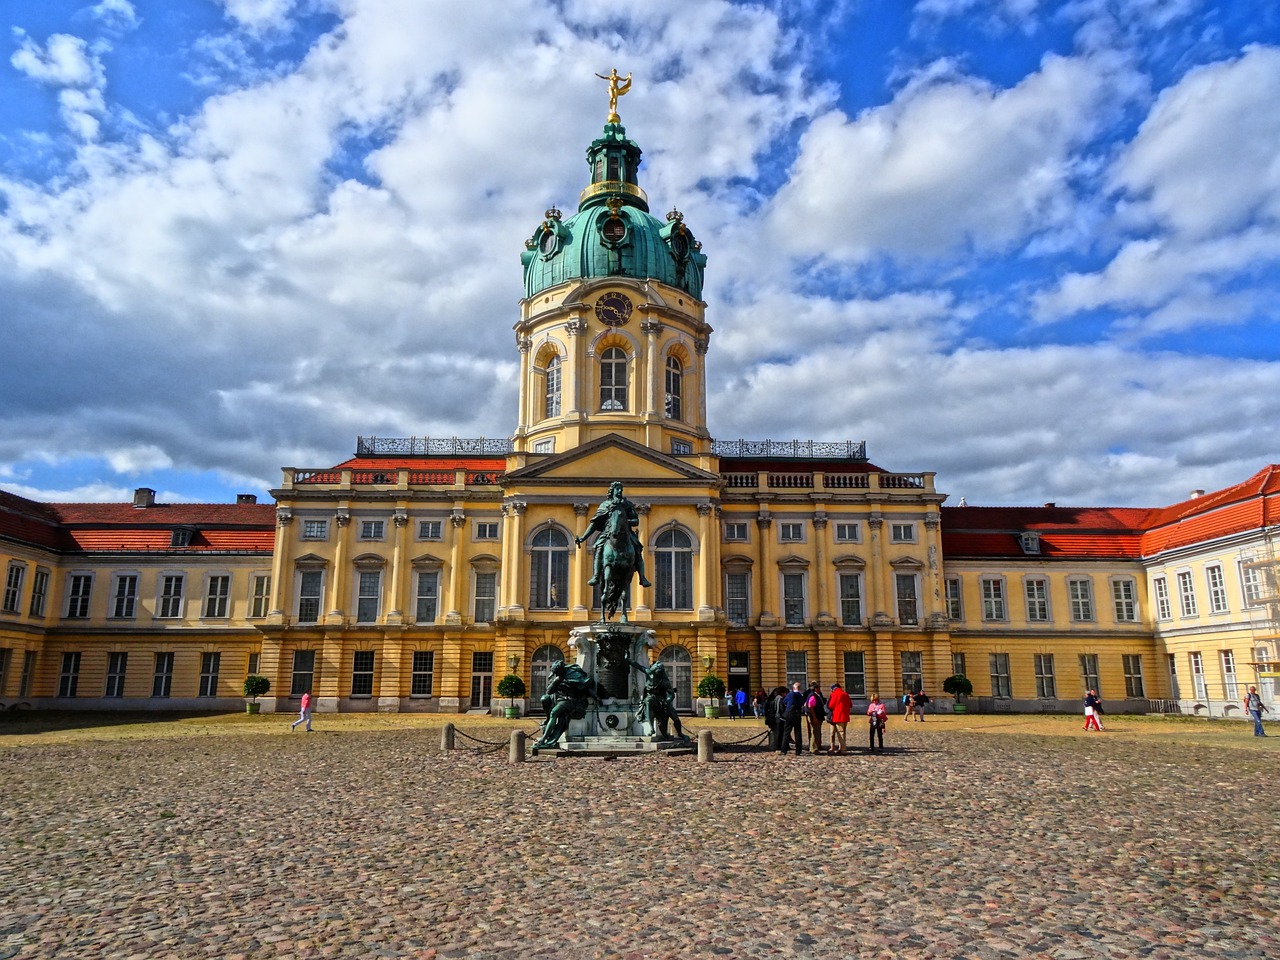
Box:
[1205,566,1228,614]
[944,577,963,620]
[415,571,439,624]
[1153,577,1171,619]
[1025,578,1049,622]
[1111,579,1137,622]
[29,569,49,617]
[1079,653,1100,695]
[158,575,185,619]
[1240,561,1264,606]
[900,651,923,694]
[0,649,10,694]
[112,575,138,619]
[411,651,435,697]
[989,653,1012,698]
[105,652,128,698]
[1176,571,1198,617]
[1123,654,1145,698]
[351,651,375,696]
[785,650,808,690]
[782,572,806,626]
[58,652,81,697]
[1034,653,1056,699]
[3,563,24,613]
[895,574,919,625]
[544,355,562,418]
[660,645,694,711]
[356,571,381,623]
[474,571,497,622]
[725,572,750,626]
[530,644,564,703]
[1068,578,1093,622]
[530,527,570,609]
[981,578,1006,621]
[654,529,694,611]
[290,650,316,696]
[199,652,221,697]
[600,346,628,411]
[66,574,92,618]
[1167,654,1180,699]
[19,651,36,697]
[470,651,494,708]
[664,356,682,420]
[152,652,174,698]
[952,652,966,679]
[838,573,862,626]
[843,652,867,697]
[298,570,323,623]
[1189,652,1206,699]
[250,574,271,618]
[1220,650,1238,700]
[205,575,230,618]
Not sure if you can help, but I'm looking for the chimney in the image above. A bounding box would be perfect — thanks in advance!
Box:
[1043,502,1056,508]
[133,487,156,508]
[1189,490,1204,499]
[237,494,258,505]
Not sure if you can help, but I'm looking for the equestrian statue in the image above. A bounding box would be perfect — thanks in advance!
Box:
[576,481,650,623]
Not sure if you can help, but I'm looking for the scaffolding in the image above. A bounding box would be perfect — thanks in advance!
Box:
[1243,542,1280,705]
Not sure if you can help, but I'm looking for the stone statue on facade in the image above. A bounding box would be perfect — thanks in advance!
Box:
[533,659,607,749]
[576,481,650,622]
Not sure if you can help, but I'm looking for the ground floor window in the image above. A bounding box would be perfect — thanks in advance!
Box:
[198,652,221,697]
[785,650,808,690]
[1079,653,1100,696]
[952,652,966,680]
[1166,654,1180,699]
[530,644,564,704]
[989,653,1011,698]
[58,651,81,697]
[351,651,375,696]
[152,652,173,698]
[661,645,693,711]
[471,651,493,708]
[105,652,128,698]
[1034,653,1056,699]
[411,650,434,697]
[843,651,866,697]
[900,651,922,694]
[1189,652,1206,699]
[291,650,315,696]
[1123,654,1145,699]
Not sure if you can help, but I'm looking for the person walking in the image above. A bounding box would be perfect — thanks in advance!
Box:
[766,686,788,752]
[753,688,767,720]
[1244,685,1269,737]
[780,682,806,756]
[1083,689,1104,731]
[867,694,888,752]
[735,686,748,721]
[912,688,931,721]
[805,683,827,754]
[902,691,916,722]
[291,690,313,732]
[827,682,852,754]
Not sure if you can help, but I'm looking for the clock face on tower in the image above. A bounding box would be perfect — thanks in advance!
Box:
[595,292,633,327]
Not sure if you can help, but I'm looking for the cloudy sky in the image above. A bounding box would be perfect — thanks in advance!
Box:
[2,0,1278,509]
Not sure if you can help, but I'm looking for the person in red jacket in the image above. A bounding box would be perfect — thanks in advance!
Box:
[291,690,313,732]
[867,694,888,752]
[827,682,852,754]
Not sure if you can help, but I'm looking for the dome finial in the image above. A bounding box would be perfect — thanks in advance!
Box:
[594,68,632,123]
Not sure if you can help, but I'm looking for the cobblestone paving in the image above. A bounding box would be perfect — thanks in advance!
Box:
[1,719,1276,960]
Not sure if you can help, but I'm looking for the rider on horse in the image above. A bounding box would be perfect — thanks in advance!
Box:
[576,481,652,588]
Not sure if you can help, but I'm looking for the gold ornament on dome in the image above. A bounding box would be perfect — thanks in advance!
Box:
[595,68,632,123]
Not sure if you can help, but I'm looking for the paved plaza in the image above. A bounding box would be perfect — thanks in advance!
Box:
[1,714,1276,960]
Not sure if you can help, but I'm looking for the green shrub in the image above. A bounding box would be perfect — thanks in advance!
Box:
[243,675,270,702]
[696,674,726,699]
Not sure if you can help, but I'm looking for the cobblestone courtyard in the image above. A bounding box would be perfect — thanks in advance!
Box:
[1,714,1276,960]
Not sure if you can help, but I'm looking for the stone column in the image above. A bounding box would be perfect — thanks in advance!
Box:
[326,510,350,624]
[566,318,588,419]
[695,335,710,434]
[445,512,465,625]
[571,502,591,615]
[756,511,775,624]
[813,512,832,625]
[503,501,527,618]
[642,318,662,417]
[515,335,532,438]
[696,501,715,620]
[385,509,409,625]
[632,503,652,619]
[868,514,889,626]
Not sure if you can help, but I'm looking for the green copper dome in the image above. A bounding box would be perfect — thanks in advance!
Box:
[521,121,707,300]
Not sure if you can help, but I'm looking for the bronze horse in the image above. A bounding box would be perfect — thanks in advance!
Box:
[597,501,637,622]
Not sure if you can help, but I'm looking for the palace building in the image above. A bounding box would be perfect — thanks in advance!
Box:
[2,98,1278,718]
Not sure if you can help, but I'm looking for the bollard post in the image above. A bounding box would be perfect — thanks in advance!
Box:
[509,729,526,763]
[697,728,714,763]
[441,722,455,752]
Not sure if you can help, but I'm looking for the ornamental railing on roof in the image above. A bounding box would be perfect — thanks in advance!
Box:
[711,439,867,460]
[356,436,513,456]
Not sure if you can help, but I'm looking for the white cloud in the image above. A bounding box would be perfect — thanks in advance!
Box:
[10,32,97,86]
[90,0,140,30]
[216,0,297,33]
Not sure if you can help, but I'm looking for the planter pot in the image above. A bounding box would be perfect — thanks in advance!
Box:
[703,705,721,719]
[245,702,261,715]
[504,705,521,719]
[953,703,967,714]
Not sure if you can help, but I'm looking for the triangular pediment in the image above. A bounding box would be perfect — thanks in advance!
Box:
[504,434,718,486]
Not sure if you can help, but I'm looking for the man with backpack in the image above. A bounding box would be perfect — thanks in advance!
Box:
[779,682,806,755]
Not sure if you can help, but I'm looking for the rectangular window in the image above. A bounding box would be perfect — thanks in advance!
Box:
[58,651,81,697]
[418,520,443,540]
[1240,561,1264,606]
[1123,654,1145,698]
[952,652,966,680]
[247,653,260,676]
[890,523,915,543]
[989,653,1011,698]
[250,574,271,618]
[1079,653,1100,695]
[199,652,221,697]
[670,439,692,455]
[1111,579,1137,622]
[1068,578,1093,622]
[474,571,497,622]
[152,652,174,698]
[359,520,385,540]
[475,521,499,540]
[534,438,556,454]
[843,651,867,697]
[895,574,919,625]
[1166,653,1180,699]
[204,575,230,618]
[1024,578,1049,622]
[838,573,862,626]
[302,519,328,540]
[105,652,128,698]
[29,569,49,617]
[1205,566,1228,614]
[779,522,803,542]
[66,574,92,618]
[415,571,439,624]
[411,650,435,697]
[1034,653,1056,699]
[725,572,750,627]
[900,651,923,694]
[944,577,963,620]
[834,522,859,543]
[1153,577,1171,620]
[981,578,1006,621]
[0,648,9,694]
[723,521,748,542]
[3,563,24,613]
[112,574,138,619]
[290,650,316,696]
[1220,650,1238,700]
[1176,571,1198,617]
[158,575,185,619]
[1189,652,1206,699]
[782,573,806,626]
[785,650,808,690]
[356,571,381,623]
[19,651,36,697]
[351,651,375,697]
[297,570,323,623]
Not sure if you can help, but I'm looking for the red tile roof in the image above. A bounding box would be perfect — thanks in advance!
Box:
[1140,465,1280,556]
[941,506,1149,560]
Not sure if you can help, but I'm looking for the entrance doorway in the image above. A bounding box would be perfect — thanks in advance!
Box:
[471,651,493,708]
[530,644,565,713]
[660,645,693,712]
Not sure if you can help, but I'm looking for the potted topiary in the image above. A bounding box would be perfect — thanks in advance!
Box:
[243,675,270,715]
[697,674,726,718]
[496,674,526,719]
[943,674,973,713]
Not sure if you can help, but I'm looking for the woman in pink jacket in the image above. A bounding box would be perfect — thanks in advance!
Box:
[867,694,888,752]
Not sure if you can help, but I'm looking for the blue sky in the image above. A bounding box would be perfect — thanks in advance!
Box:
[1,0,1278,508]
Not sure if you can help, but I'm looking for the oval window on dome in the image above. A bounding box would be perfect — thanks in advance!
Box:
[670,231,689,259]
[601,217,626,243]
[539,229,558,256]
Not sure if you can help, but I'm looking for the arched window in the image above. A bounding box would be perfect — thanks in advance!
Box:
[653,527,694,611]
[600,347,627,411]
[664,355,682,420]
[660,645,693,712]
[530,643,565,706]
[544,355,561,419]
[529,527,569,609]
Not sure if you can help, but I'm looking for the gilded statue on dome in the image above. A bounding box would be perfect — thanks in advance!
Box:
[595,68,632,123]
